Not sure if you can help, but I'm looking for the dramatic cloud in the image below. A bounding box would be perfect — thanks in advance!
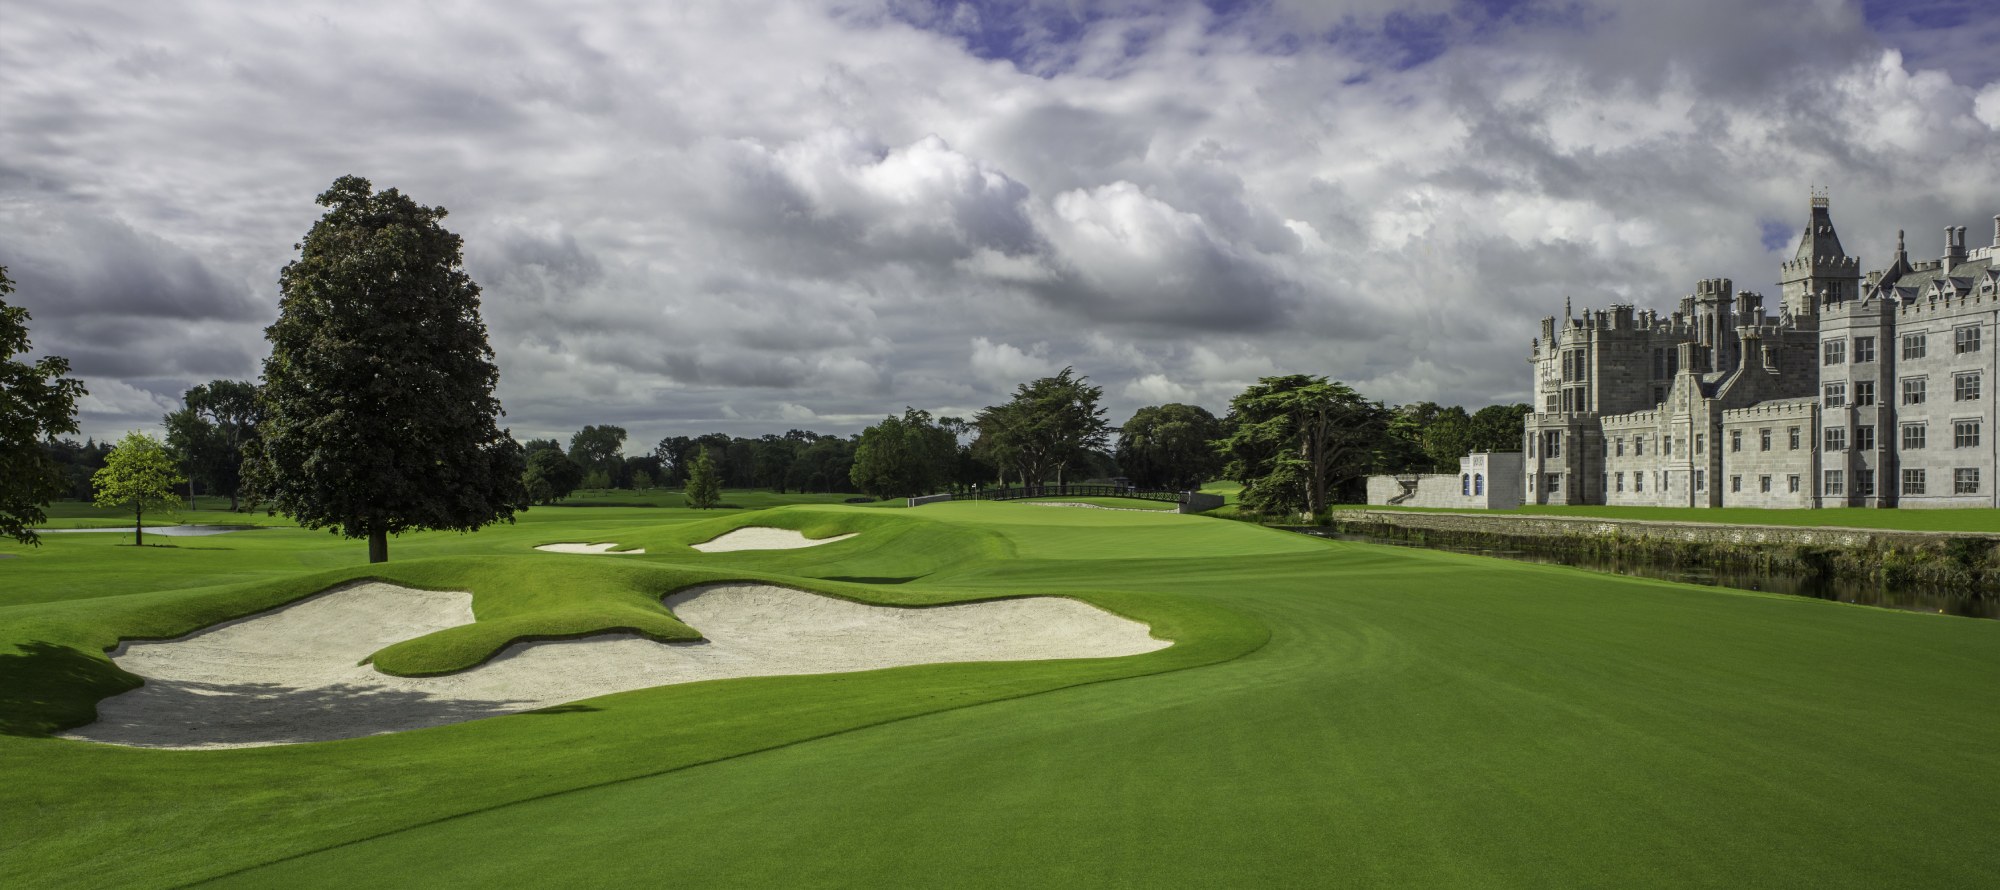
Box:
[2,0,1996,449]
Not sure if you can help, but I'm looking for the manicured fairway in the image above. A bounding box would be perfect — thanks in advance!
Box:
[2,497,1997,886]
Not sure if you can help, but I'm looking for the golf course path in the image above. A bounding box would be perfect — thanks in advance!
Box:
[62,582,1166,749]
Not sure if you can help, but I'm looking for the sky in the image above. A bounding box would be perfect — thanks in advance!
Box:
[5,0,1999,454]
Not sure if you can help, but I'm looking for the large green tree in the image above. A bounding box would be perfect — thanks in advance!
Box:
[163,379,259,511]
[684,448,722,509]
[568,425,627,483]
[0,267,88,545]
[249,176,526,563]
[92,431,185,547]
[973,368,1111,489]
[1117,403,1224,490]
[1468,403,1532,453]
[850,408,958,499]
[521,447,585,505]
[1217,375,1387,518]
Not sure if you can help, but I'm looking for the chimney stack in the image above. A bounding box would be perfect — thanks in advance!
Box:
[1992,215,1999,249]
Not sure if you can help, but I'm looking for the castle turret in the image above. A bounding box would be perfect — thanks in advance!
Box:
[1779,191,1860,321]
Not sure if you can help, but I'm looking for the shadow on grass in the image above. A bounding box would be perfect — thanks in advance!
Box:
[61,677,577,748]
[0,642,139,737]
[820,576,923,585]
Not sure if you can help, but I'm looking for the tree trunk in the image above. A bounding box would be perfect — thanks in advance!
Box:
[134,503,143,547]
[369,527,388,563]
[228,492,240,512]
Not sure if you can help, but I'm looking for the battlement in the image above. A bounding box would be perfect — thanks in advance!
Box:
[1720,399,1814,420]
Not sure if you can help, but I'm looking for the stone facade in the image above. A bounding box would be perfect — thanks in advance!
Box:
[1525,195,2000,509]
[1367,452,1524,509]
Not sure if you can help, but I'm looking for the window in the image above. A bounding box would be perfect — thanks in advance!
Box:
[1789,427,1801,450]
[1855,381,1875,406]
[1475,474,1484,495]
[1956,420,1981,448]
[1694,470,1705,491]
[1730,430,1742,452]
[1957,372,1982,401]
[1760,475,1772,493]
[1854,336,1876,363]
[1615,437,1624,456]
[1664,436,1674,456]
[1824,383,1846,407]
[1903,377,1927,405]
[1696,433,1706,454]
[1653,385,1667,404]
[1528,474,1535,492]
[1823,339,1846,365]
[1634,472,1644,492]
[1730,475,1742,493]
[1856,426,1875,451]
[1788,474,1801,494]
[1956,325,1982,354]
[1543,431,1562,458]
[1462,474,1471,496]
[1663,471,1672,491]
[1903,332,1928,360]
[1956,467,1980,494]
[1903,468,1927,495]
[1824,470,1845,496]
[1615,472,1625,492]
[1824,427,1846,451]
[1547,474,1561,494]
[1546,394,1558,412]
[1857,469,1875,497]
[1902,424,1927,450]
[1635,437,1645,457]
[1759,428,1771,451]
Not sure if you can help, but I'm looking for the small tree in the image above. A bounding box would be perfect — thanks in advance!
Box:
[93,432,185,547]
[685,448,722,509]
[250,176,526,563]
[0,267,89,545]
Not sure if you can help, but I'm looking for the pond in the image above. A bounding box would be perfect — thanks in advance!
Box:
[1293,528,2000,621]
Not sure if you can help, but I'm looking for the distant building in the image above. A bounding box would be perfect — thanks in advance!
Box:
[1523,194,2000,508]
[1367,452,1524,509]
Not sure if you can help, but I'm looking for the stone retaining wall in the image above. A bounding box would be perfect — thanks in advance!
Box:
[1333,509,1999,550]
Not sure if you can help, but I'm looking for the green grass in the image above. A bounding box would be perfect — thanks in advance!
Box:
[1338,502,2000,533]
[2,489,1998,886]
[1009,495,1181,511]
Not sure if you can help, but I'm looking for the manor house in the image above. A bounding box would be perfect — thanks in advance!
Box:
[1524,195,2000,508]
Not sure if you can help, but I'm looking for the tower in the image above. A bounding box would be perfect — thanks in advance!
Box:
[1779,189,1860,322]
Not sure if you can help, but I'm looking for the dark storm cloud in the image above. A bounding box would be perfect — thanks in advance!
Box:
[4,0,1996,446]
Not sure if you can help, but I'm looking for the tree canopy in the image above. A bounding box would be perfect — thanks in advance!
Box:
[684,448,722,509]
[92,431,184,547]
[248,176,526,563]
[522,447,585,505]
[0,266,88,546]
[568,425,627,481]
[850,408,958,499]
[973,368,1111,488]
[1117,403,1223,490]
[1217,375,1387,518]
[163,379,259,511]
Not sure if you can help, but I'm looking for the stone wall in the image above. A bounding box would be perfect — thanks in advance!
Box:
[1333,508,1993,549]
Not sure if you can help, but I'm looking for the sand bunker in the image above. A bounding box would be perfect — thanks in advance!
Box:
[535,542,646,555]
[691,527,858,552]
[62,581,1167,750]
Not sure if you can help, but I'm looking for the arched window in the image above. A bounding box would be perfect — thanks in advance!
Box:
[1475,473,1484,495]
[1461,474,1471,495]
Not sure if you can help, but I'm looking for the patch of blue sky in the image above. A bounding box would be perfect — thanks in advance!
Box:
[1759,218,1796,254]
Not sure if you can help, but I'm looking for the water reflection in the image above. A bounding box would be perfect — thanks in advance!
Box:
[1297,529,2000,621]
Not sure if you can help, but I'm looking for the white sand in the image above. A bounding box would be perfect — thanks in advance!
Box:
[535,542,647,554]
[61,581,1168,750]
[691,527,858,552]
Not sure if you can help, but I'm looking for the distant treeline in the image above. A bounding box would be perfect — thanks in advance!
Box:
[42,374,1524,517]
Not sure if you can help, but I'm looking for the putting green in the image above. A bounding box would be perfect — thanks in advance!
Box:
[2,497,1996,887]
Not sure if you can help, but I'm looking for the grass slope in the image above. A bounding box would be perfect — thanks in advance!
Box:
[2,494,1997,887]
